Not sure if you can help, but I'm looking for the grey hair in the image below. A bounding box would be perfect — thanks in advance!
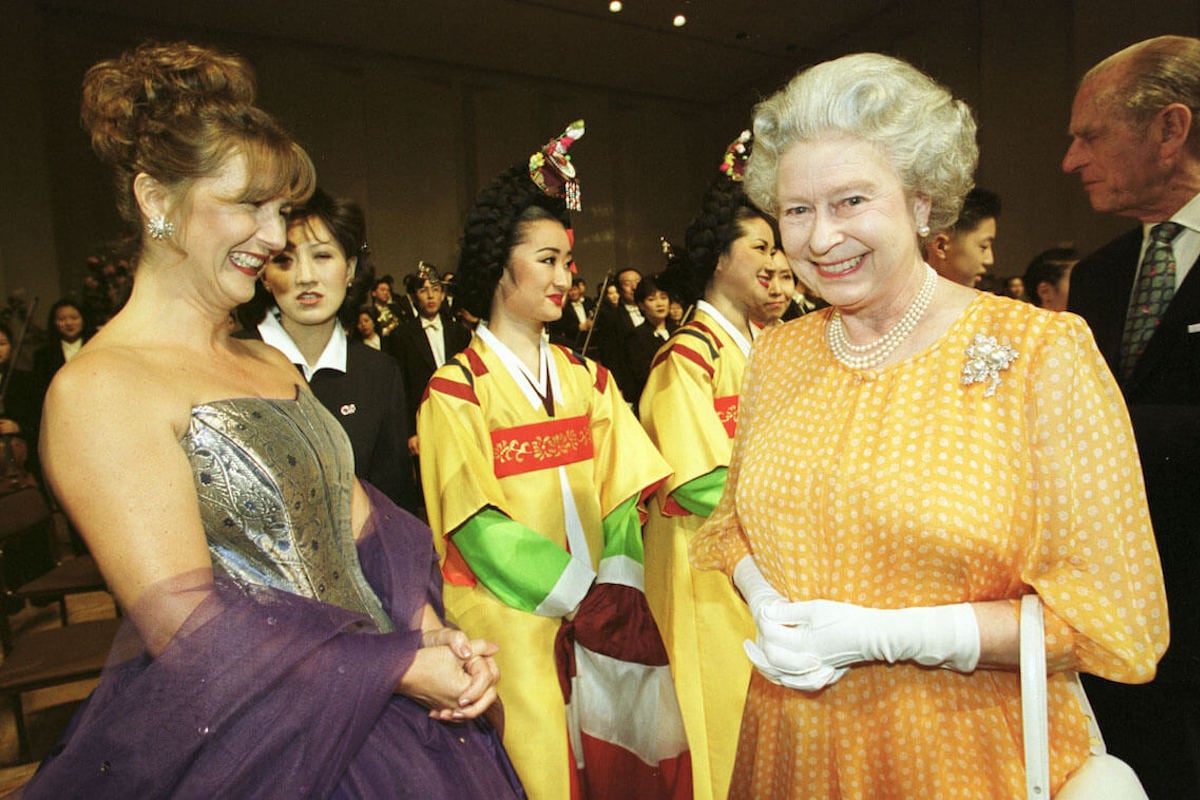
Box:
[1084,35,1200,148]
[745,53,978,233]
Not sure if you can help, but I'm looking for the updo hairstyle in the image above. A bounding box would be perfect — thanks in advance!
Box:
[236,188,376,330]
[745,52,978,234]
[455,163,571,320]
[657,179,776,308]
[80,41,315,246]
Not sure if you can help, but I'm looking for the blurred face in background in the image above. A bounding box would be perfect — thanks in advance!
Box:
[357,311,377,338]
[54,305,85,342]
[668,299,684,324]
[752,248,796,325]
[1036,267,1073,312]
[372,281,392,305]
[944,217,996,287]
[617,270,641,303]
[414,280,445,319]
[638,289,670,327]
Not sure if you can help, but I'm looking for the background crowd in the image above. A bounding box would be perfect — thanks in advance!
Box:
[0,18,1195,800]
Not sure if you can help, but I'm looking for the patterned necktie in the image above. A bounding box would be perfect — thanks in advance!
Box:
[1120,221,1184,378]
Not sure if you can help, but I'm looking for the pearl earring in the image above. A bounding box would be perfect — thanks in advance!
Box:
[917,224,931,238]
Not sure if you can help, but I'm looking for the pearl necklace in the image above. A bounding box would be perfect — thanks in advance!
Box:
[826,265,938,370]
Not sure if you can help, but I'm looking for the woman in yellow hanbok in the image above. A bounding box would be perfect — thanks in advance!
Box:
[639,135,786,800]
[418,122,690,800]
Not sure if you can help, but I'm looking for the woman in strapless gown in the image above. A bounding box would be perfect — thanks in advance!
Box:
[19,41,523,799]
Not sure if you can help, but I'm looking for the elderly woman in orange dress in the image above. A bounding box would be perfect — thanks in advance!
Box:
[691,52,1167,798]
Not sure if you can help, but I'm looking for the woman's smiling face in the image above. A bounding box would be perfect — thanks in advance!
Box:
[775,134,928,315]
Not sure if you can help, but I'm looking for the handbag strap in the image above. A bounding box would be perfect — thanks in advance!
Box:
[1021,594,1051,798]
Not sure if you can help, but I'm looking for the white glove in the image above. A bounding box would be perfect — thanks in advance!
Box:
[758,599,981,685]
[743,638,848,691]
[733,556,847,690]
[732,555,785,627]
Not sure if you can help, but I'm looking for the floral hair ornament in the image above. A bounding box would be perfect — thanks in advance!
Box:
[718,129,752,181]
[529,119,585,211]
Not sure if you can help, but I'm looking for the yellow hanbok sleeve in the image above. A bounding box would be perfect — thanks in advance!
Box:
[690,328,782,576]
[640,331,733,500]
[417,358,503,543]
[577,354,671,517]
[1021,312,1168,682]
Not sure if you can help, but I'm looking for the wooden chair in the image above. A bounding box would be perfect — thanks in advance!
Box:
[16,552,108,626]
[0,488,120,762]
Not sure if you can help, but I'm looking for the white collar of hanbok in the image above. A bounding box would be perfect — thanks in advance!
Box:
[695,299,752,358]
[476,323,562,412]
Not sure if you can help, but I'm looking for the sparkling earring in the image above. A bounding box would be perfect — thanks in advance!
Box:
[917,224,931,238]
[147,215,175,241]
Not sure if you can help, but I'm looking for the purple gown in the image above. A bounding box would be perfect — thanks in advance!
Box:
[17,391,524,799]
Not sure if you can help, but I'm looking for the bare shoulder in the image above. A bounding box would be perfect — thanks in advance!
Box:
[45,344,193,437]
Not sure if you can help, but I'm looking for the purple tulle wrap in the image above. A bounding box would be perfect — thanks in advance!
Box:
[15,484,524,799]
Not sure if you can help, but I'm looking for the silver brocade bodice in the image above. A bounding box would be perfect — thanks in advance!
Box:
[181,390,393,632]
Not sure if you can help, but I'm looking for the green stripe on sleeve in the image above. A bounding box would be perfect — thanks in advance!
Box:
[454,508,593,616]
[671,467,728,518]
[601,494,645,566]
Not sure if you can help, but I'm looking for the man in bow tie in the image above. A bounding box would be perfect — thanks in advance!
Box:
[394,266,472,457]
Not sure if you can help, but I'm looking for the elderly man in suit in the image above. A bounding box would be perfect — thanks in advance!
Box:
[1062,34,1200,799]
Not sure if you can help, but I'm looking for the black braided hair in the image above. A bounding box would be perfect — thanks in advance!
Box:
[456,163,572,320]
[657,178,776,308]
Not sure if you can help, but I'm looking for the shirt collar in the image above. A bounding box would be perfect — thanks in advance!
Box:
[258,311,348,381]
[1157,191,1200,234]
[422,315,443,331]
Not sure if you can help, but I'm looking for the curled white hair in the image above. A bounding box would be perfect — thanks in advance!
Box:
[745,53,978,233]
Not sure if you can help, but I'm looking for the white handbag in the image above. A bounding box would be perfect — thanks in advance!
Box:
[1020,594,1149,799]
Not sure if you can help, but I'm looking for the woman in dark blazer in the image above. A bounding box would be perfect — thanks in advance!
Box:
[32,298,91,396]
[237,188,419,514]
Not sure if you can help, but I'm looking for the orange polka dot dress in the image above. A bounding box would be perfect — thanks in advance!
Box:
[691,292,1168,799]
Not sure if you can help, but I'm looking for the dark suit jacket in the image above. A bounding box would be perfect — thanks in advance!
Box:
[391,314,472,431]
[591,303,639,392]
[547,298,596,348]
[1070,227,1200,685]
[237,329,419,514]
[621,322,675,413]
[32,335,91,397]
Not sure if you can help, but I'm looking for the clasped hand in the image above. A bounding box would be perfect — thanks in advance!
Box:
[733,557,979,692]
[744,600,875,691]
[398,627,501,721]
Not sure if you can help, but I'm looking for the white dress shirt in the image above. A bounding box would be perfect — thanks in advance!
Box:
[421,315,447,368]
